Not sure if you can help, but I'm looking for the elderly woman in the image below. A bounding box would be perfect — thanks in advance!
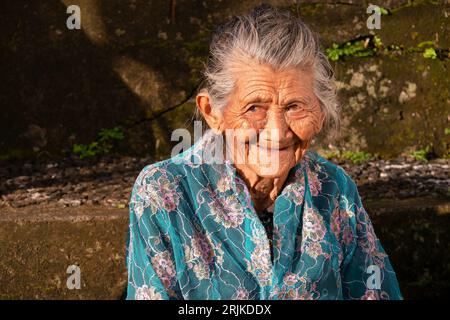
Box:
[125,5,402,300]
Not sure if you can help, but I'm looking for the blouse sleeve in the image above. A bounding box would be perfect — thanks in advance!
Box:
[339,174,403,300]
[125,167,181,300]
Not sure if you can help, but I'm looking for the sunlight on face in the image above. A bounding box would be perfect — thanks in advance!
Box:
[222,60,324,178]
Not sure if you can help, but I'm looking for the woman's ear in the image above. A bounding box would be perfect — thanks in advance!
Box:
[196,92,224,133]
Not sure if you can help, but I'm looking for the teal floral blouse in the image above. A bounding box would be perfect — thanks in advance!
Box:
[126,130,402,300]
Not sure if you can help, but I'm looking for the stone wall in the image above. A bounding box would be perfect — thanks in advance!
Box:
[1,0,449,160]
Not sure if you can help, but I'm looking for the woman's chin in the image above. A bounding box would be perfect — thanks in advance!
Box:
[248,158,295,178]
[245,146,297,177]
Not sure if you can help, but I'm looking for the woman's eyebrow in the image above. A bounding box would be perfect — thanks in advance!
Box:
[242,94,272,104]
[282,96,310,106]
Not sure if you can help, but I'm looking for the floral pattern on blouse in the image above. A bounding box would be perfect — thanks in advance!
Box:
[125,130,403,300]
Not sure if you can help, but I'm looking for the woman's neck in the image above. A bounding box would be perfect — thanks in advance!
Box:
[235,167,289,212]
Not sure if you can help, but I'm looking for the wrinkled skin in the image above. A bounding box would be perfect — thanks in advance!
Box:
[197,60,324,212]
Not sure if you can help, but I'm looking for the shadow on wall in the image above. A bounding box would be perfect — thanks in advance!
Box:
[0,0,208,158]
[1,0,448,160]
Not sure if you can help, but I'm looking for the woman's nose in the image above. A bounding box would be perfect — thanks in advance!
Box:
[259,110,292,143]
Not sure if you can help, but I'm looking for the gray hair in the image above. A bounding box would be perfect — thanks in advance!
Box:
[200,4,340,140]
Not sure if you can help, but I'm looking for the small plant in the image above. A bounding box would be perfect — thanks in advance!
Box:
[417,41,435,49]
[377,7,390,15]
[410,146,432,162]
[321,151,340,160]
[326,36,382,61]
[98,126,125,141]
[341,151,373,164]
[326,42,370,61]
[72,126,124,159]
[327,37,447,61]
[373,35,383,49]
[423,48,437,59]
[408,41,439,59]
[0,148,33,161]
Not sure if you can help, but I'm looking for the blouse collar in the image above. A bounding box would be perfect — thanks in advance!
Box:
[175,128,315,202]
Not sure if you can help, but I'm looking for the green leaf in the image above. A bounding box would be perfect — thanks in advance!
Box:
[423,48,437,59]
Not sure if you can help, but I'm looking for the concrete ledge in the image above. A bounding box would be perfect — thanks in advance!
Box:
[1,199,449,299]
[365,197,450,216]
[0,206,128,299]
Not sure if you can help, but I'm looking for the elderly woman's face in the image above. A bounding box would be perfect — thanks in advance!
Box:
[221,62,324,178]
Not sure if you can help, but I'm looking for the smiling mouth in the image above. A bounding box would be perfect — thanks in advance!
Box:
[251,144,294,154]
[254,141,299,151]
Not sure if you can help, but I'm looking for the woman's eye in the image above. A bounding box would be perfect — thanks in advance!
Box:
[287,104,303,111]
[245,105,267,120]
[247,105,259,112]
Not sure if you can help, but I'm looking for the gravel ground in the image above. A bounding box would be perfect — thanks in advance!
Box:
[0,155,448,211]
[0,156,149,210]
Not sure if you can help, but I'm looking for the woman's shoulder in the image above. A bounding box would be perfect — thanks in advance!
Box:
[130,152,208,208]
[129,157,195,224]
[305,149,359,195]
[133,155,193,186]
